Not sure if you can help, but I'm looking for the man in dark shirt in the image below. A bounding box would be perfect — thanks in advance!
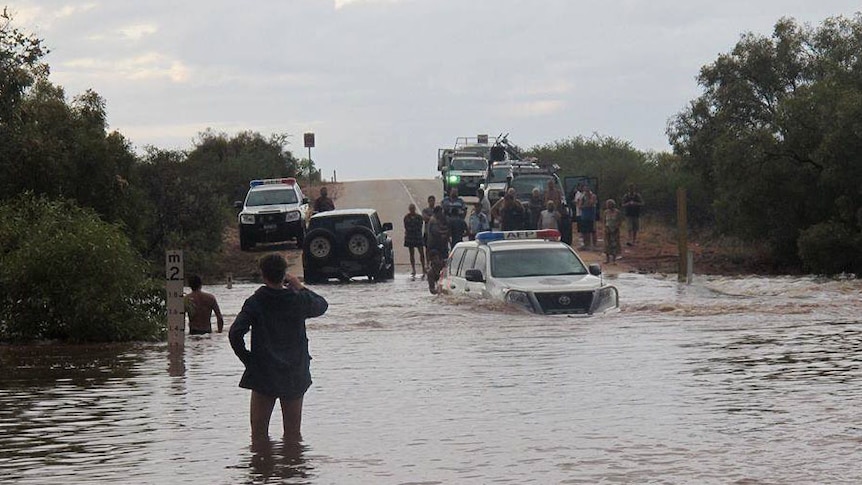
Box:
[313,186,335,213]
[229,253,328,442]
[622,184,644,246]
[425,206,450,294]
[440,187,466,218]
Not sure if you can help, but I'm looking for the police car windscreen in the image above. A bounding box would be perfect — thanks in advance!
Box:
[491,248,587,278]
[246,189,298,206]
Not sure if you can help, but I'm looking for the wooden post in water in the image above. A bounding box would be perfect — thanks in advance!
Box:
[677,188,688,283]
[226,272,233,289]
[165,250,185,350]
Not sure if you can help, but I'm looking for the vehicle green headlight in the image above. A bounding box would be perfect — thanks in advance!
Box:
[448,174,460,184]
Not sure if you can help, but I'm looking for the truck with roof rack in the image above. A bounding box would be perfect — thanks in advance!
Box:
[437,133,529,198]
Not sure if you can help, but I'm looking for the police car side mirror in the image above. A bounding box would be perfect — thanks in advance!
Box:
[302,197,309,205]
[233,201,243,209]
[588,263,602,276]
[465,269,485,282]
[382,222,394,231]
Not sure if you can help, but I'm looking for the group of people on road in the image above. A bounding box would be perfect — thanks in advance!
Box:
[401,182,577,286]
[487,180,568,234]
[572,183,644,264]
[404,182,644,266]
[400,188,486,288]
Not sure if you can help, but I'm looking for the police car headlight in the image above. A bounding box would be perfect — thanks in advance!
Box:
[504,290,535,312]
[448,174,460,184]
[285,211,301,222]
[240,214,255,224]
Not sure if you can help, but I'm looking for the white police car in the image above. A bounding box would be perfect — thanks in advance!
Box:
[438,229,618,315]
[234,178,309,251]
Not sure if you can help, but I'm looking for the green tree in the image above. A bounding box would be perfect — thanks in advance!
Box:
[0,194,164,342]
[668,15,862,272]
[0,10,48,197]
[297,158,322,184]
[3,81,137,220]
[133,147,230,272]
[0,8,47,122]
[527,134,655,212]
[185,129,300,203]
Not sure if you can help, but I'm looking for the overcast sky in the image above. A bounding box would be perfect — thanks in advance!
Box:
[8,1,861,180]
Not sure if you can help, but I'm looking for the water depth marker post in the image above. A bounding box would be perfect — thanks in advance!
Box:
[677,188,690,284]
[165,250,185,350]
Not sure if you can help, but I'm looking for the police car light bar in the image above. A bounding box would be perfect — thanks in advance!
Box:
[250,178,296,187]
[475,229,561,244]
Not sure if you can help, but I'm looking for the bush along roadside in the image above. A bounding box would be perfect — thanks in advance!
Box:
[0,194,165,343]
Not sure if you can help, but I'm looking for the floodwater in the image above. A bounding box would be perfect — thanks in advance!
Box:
[1,273,861,484]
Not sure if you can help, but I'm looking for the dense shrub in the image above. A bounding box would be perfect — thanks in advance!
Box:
[0,194,165,342]
[797,222,861,276]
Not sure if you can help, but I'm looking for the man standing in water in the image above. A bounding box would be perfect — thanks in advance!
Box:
[229,253,329,441]
[185,274,224,335]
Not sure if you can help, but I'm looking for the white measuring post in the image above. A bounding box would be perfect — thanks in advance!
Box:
[165,250,185,350]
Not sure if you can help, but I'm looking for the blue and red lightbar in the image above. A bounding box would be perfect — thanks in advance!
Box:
[475,229,561,244]
[250,178,296,187]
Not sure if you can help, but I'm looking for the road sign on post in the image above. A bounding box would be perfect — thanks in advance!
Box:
[165,250,185,350]
[304,132,315,167]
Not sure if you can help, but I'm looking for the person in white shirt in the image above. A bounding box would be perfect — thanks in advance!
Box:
[538,201,560,230]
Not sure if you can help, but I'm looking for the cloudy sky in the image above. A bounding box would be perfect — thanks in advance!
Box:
[8,1,860,180]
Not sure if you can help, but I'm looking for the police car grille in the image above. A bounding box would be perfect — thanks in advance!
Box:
[534,291,594,314]
[260,213,282,223]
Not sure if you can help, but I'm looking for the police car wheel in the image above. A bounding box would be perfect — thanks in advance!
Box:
[303,228,336,261]
[240,235,254,251]
[343,227,378,261]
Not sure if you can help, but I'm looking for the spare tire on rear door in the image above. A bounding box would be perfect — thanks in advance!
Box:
[303,228,336,263]
[343,226,379,261]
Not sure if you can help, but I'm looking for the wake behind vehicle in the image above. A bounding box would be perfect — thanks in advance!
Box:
[437,230,618,315]
[234,178,309,251]
[302,208,395,283]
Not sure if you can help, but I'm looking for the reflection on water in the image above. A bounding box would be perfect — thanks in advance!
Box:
[246,439,312,484]
[0,273,860,483]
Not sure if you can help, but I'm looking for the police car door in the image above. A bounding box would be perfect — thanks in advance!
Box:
[463,247,488,297]
[452,248,480,296]
[443,247,467,294]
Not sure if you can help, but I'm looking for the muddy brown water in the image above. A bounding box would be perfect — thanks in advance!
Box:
[1,272,861,484]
